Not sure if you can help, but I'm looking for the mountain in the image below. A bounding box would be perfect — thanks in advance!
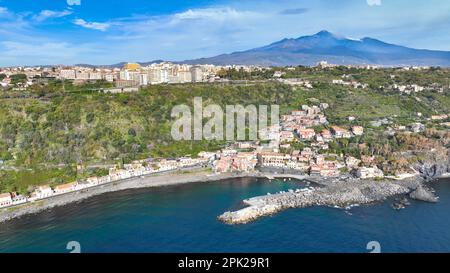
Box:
[73,60,165,69]
[183,31,450,67]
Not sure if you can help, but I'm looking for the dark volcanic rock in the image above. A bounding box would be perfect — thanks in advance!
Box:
[410,185,439,203]
[416,155,450,181]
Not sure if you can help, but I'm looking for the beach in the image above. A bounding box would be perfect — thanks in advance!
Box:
[1,163,445,225]
[0,167,263,223]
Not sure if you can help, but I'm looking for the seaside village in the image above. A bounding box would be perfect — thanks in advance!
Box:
[1,102,382,209]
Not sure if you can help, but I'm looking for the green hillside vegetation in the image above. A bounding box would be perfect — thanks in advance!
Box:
[0,67,449,193]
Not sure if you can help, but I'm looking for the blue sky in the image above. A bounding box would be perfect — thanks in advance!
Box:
[1,0,450,66]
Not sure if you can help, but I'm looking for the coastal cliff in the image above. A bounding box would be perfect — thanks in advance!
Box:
[417,161,450,181]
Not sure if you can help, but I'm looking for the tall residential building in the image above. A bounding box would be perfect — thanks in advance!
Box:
[76,71,89,80]
[179,71,192,83]
[104,74,115,82]
[60,69,76,80]
[139,73,148,86]
[147,68,169,84]
[190,66,203,83]
[89,72,102,80]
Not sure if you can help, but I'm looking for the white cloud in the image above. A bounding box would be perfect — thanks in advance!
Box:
[173,7,255,21]
[0,6,9,15]
[99,6,269,62]
[0,7,31,38]
[367,0,382,6]
[74,19,110,31]
[3,0,450,66]
[166,7,263,28]
[67,0,81,6]
[33,10,72,22]
[0,40,95,65]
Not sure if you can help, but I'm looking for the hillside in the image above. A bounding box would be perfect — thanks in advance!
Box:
[0,67,449,193]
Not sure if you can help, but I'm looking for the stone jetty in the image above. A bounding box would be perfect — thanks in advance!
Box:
[219,178,420,224]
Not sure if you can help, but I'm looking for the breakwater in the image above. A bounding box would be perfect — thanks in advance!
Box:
[219,177,423,224]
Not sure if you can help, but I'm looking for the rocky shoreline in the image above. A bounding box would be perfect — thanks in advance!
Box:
[219,158,450,225]
[409,185,439,202]
[1,158,448,225]
[416,156,450,181]
[218,177,423,224]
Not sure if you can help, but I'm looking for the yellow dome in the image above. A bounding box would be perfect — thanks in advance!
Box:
[123,63,141,71]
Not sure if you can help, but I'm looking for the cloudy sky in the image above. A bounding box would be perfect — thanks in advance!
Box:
[1,0,449,66]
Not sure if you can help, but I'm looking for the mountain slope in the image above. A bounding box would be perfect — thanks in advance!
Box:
[184,31,450,67]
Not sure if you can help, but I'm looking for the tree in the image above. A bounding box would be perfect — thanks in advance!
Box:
[128,128,137,137]
[10,74,27,85]
[86,113,95,124]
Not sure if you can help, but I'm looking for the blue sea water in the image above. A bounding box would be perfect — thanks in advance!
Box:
[0,177,450,253]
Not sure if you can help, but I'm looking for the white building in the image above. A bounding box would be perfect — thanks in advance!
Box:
[104,74,115,82]
[258,153,289,168]
[60,69,76,80]
[356,166,384,179]
[54,182,77,194]
[139,73,148,86]
[76,71,90,80]
[147,68,169,84]
[190,66,203,83]
[89,72,102,80]
[0,193,12,207]
[33,185,54,199]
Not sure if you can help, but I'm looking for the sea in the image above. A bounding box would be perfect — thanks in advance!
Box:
[0,177,449,253]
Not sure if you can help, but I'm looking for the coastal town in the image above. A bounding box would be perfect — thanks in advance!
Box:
[0,155,210,208]
[1,61,449,213]
[0,62,267,91]
[2,0,450,255]
[2,61,449,94]
[1,98,430,210]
